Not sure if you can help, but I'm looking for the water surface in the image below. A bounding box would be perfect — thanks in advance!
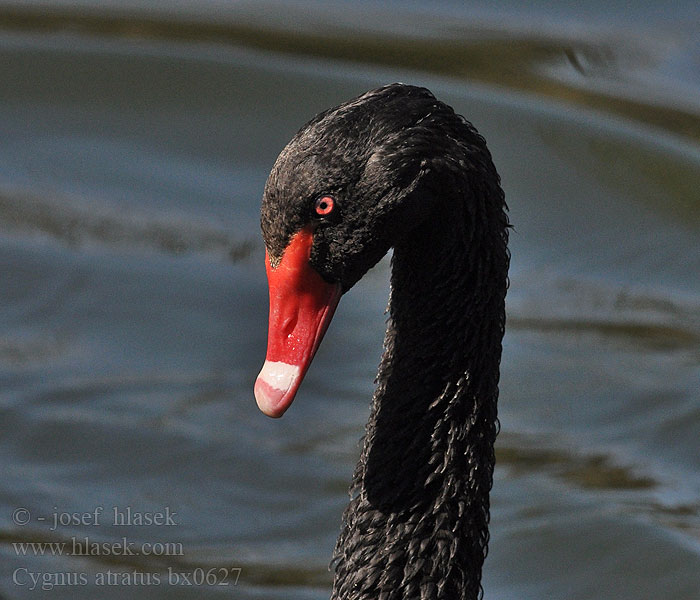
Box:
[0,2,698,599]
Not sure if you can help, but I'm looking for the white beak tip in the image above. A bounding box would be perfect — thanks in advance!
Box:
[254,360,301,418]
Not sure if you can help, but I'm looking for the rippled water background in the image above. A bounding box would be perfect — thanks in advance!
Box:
[0,1,698,598]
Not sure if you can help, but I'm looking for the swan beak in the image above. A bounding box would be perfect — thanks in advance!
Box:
[255,228,341,418]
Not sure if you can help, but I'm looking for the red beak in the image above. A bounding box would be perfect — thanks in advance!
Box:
[254,227,342,417]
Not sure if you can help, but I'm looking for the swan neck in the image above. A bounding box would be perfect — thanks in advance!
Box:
[332,207,508,600]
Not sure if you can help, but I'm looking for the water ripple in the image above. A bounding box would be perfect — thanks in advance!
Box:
[0,5,698,142]
[0,188,255,261]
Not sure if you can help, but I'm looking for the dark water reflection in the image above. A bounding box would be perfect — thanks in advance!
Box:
[0,2,698,599]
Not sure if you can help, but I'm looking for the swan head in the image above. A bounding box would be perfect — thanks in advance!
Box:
[261,83,476,292]
[255,83,499,417]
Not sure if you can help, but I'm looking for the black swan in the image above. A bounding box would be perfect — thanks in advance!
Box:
[254,83,509,600]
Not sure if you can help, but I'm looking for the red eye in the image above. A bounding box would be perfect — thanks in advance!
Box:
[315,195,335,216]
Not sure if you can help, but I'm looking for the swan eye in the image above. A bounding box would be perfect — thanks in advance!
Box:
[314,195,335,217]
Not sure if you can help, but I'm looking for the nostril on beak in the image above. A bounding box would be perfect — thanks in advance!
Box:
[282,314,297,338]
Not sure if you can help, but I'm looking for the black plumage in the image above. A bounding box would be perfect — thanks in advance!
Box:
[260,83,510,599]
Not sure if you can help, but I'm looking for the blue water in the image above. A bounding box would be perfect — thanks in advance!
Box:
[0,2,698,599]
